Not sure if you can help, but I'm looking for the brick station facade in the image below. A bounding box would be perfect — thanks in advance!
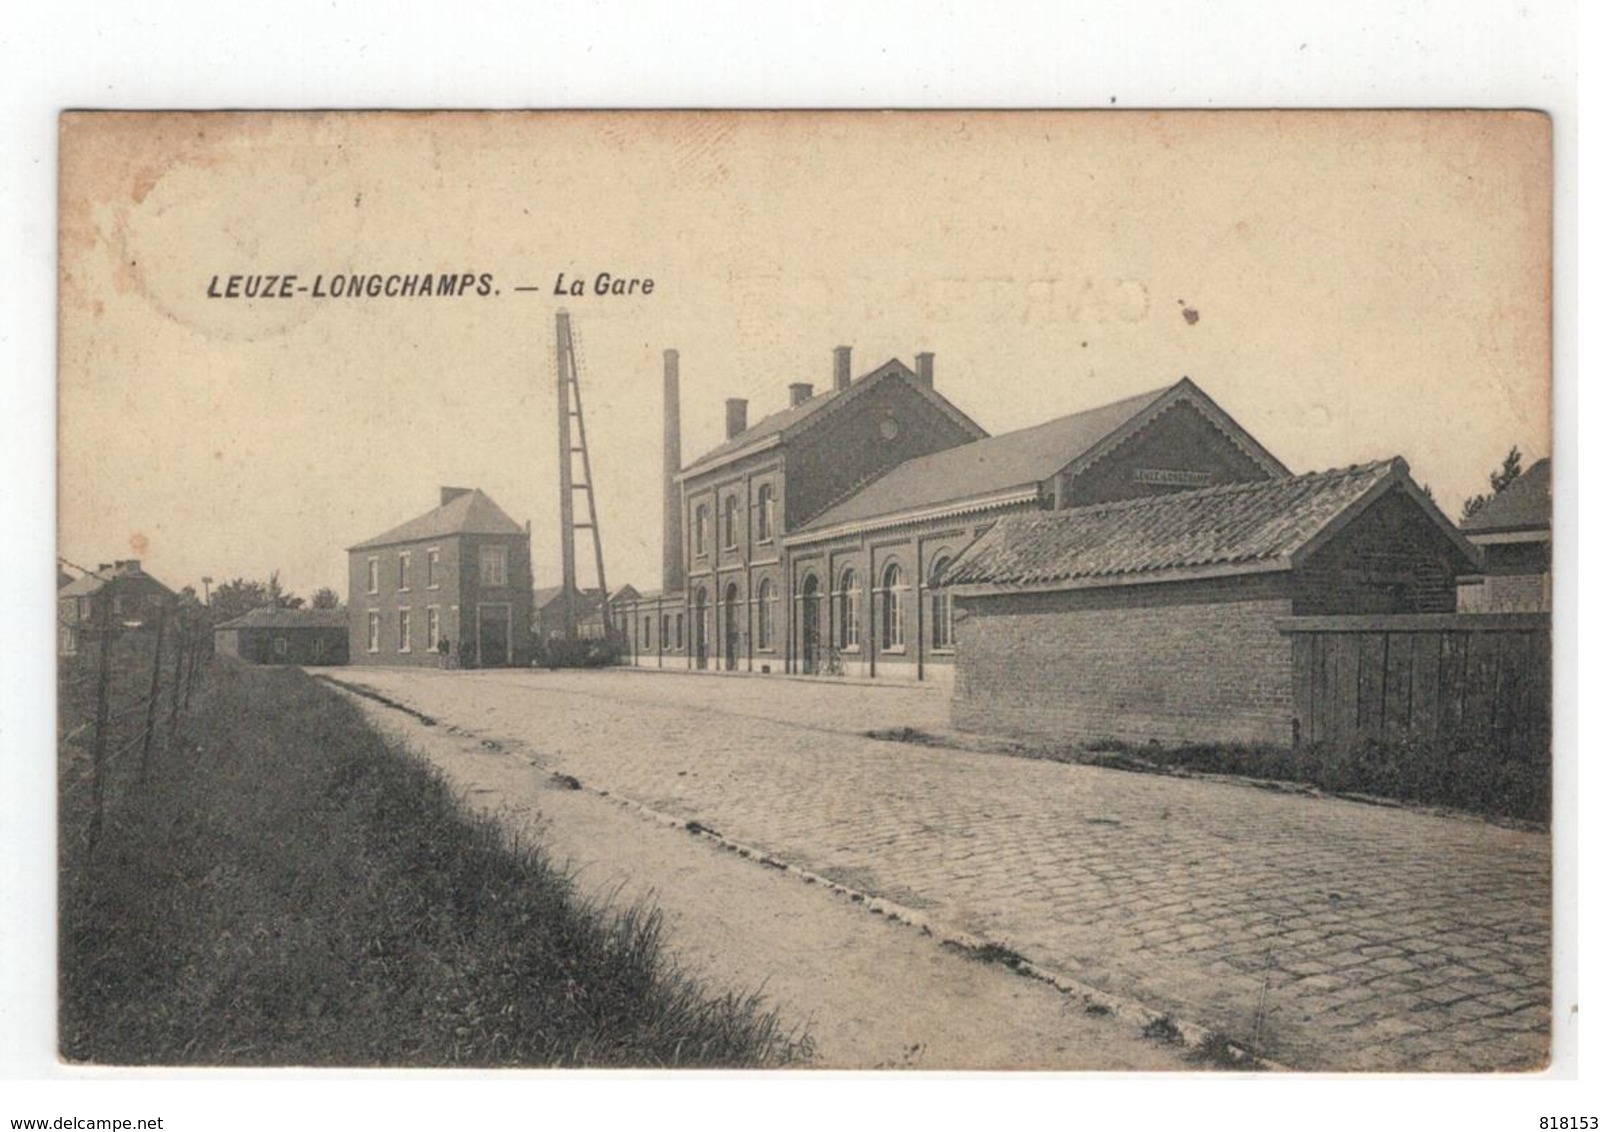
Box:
[617,347,1296,686]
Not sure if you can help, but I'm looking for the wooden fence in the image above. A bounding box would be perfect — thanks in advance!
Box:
[1277,613,1550,753]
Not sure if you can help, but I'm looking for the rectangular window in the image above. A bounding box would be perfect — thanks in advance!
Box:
[366,557,379,594]
[398,552,411,591]
[398,608,412,652]
[273,637,288,657]
[932,591,954,650]
[676,613,684,649]
[367,611,380,653]
[661,614,670,650]
[427,606,441,651]
[426,547,440,588]
[480,545,508,586]
[722,495,739,550]
[644,616,653,649]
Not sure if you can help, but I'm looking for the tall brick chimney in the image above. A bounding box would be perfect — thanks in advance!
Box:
[789,382,814,407]
[914,352,934,387]
[725,397,748,440]
[663,349,684,594]
[833,346,852,391]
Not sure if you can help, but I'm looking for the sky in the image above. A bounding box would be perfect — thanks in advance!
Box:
[58,110,1551,601]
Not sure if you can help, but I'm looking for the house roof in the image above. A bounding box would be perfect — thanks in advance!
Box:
[214,607,349,631]
[58,564,176,600]
[677,359,986,478]
[1462,457,1551,536]
[349,489,524,551]
[941,458,1479,593]
[790,377,1289,542]
[534,586,605,612]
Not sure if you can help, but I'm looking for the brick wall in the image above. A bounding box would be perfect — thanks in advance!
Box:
[1292,487,1461,615]
[952,573,1296,746]
[785,375,978,528]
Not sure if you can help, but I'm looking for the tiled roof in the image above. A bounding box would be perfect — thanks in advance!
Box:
[795,383,1177,536]
[678,359,984,477]
[349,489,524,551]
[1462,457,1551,535]
[214,607,349,631]
[942,459,1451,590]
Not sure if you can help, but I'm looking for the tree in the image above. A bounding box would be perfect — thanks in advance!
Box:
[266,570,305,611]
[208,573,305,624]
[1461,446,1524,524]
[310,586,341,610]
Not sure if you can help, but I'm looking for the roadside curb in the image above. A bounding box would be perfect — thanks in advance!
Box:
[590,782,1286,1072]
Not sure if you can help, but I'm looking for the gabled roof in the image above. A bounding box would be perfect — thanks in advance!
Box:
[789,377,1289,543]
[58,565,176,600]
[535,586,605,612]
[214,607,348,631]
[942,458,1480,593]
[678,359,986,478]
[349,489,524,551]
[1462,457,1551,536]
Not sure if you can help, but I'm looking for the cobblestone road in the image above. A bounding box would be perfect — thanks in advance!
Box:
[335,666,1551,1071]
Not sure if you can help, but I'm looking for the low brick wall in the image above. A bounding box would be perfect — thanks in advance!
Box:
[952,574,1295,746]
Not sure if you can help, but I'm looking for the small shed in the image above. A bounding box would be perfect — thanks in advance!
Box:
[214,607,350,666]
[940,458,1480,747]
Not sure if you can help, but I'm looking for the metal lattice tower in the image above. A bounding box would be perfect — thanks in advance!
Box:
[554,310,611,642]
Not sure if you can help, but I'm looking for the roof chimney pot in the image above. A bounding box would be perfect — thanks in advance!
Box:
[833,346,852,391]
[725,397,749,440]
[788,382,814,407]
[915,352,934,388]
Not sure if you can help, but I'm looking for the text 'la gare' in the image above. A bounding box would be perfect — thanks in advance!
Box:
[552,272,656,297]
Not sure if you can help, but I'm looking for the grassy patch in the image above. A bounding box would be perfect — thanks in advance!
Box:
[1186,1029,1264,1071]
[942,939,1027,971]
[60,660,808,1067]
[1071,735,1547,823]
[1140,1014,1184,1045]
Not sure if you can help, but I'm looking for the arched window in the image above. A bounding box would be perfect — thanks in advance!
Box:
[836,567,860,649]
[756,579,775,649]
[930,555,955,650]
[694,504,708,556]
[880,562,905,649]
[756,483,775,543]
[722,494,740,550]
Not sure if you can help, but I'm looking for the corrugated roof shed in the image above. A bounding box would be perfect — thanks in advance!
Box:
[1462,457,1551,535]
[942,458,1471,590]
[214,607,349,631]
[349,489,523,551]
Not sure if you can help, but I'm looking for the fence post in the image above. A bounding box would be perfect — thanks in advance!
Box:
[182,623,202,712]
[138,600,168,784]
[87,596,114,853]
[168,623,188,738]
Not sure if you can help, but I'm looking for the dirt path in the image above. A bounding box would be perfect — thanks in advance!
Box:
[337,689,1192,1070]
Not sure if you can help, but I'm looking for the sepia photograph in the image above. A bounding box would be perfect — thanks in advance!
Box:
[54,108,1554,1078]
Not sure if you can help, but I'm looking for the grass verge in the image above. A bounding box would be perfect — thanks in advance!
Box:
[60,659,808,1067]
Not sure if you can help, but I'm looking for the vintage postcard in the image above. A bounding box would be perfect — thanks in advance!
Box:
[57,110,1553,1072]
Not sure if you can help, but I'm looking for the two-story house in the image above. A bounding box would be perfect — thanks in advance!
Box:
[347,487,534,667]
